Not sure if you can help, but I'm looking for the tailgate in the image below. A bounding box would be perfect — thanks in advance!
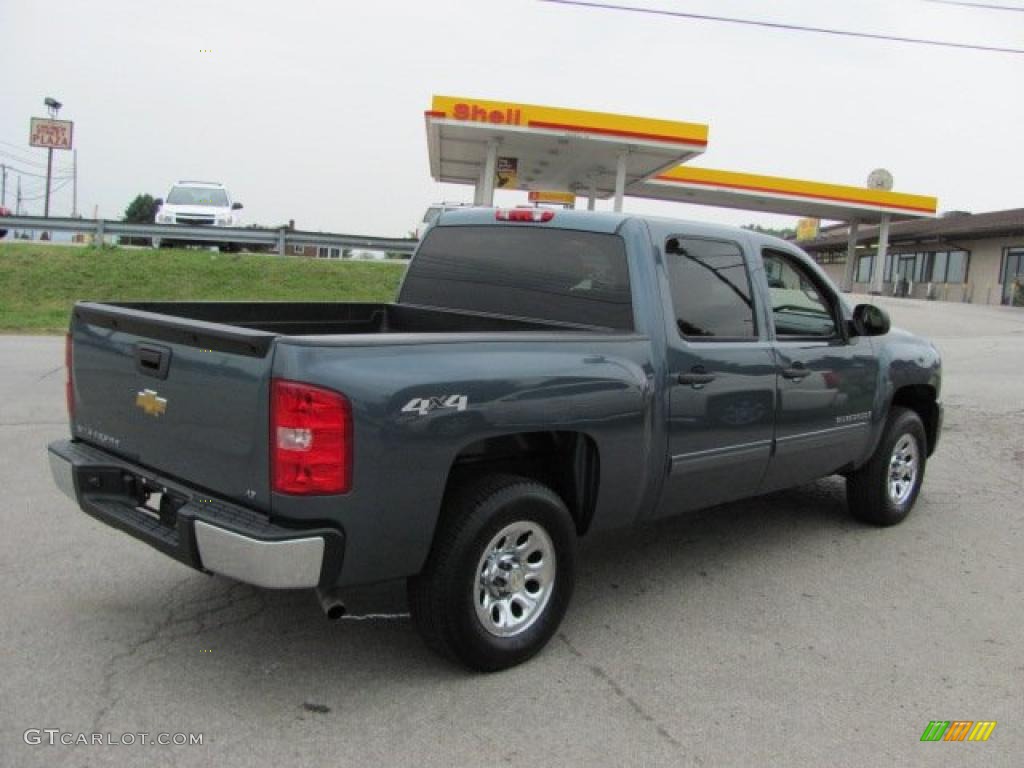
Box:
[69,303,277,510]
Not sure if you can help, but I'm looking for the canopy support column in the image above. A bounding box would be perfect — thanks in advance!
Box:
[842,220,859,292]
[613,150,628,212]
[480,139,499,207]
[587,179,596,211]
[871,214,890,295]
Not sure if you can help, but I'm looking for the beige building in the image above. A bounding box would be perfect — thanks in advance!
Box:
[799,208,1024,306]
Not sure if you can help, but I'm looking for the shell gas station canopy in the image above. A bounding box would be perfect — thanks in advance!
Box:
[632,166,938,224]
[425,95,709,207]
[424,94,938,291]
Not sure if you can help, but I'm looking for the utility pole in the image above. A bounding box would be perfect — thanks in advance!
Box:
[16,176,22,238]
[72,149,78,217]
[1,164,7,207]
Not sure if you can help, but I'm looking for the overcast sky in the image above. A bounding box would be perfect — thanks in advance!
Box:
[1,0,1021,235]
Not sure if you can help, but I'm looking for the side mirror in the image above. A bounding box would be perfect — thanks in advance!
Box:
[231,202,243,210]
[154,198,164,207]
[850,303,891,337]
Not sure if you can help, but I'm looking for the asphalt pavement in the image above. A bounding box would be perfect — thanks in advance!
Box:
[1,296,1021,767]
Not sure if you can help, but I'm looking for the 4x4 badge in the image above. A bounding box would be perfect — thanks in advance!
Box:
[136,389,168,417]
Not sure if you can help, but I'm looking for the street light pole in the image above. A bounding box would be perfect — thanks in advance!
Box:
[42,97,62,219]
[44,147,54,218]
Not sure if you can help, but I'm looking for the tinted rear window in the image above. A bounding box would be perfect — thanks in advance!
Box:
[400,225,634,330]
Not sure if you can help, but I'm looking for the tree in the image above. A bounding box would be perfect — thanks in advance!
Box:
[742,223,796,240]
[122,193,159,246]
[124,194,158,223]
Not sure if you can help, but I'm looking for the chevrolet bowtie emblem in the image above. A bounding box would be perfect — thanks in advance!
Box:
[135,388,168,417]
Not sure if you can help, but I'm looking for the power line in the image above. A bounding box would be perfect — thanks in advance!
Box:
[19,178,73,202]
[922,0,1024,11]
[0,144,73,172]
[539,0,1024,54]
[0,162,73,181]
[0,152,73,178]
[0,147,50,169]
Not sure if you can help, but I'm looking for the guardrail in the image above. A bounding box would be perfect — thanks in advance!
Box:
[0,216,419,256]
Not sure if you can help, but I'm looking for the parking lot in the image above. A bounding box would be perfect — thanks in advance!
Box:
[1,296,1021,767]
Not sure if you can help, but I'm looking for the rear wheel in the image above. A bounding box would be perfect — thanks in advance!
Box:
[408,474,576,672]
[846,407,927,526]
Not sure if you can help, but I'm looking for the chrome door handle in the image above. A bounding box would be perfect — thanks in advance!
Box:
[677,372,716,387]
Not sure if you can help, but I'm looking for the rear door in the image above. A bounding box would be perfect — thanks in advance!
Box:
[70,304,276,509]
[758,247,879,492]
[656,234,778,516]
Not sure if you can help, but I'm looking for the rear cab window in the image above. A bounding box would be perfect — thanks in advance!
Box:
[400,225,634,330]
[663,236,758,340]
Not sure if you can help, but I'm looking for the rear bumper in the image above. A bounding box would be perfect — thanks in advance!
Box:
[48,440,344,589]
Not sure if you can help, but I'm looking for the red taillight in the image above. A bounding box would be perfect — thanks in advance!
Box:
[65,332,74,419]
[495,209,554,222]
[271,379,352,495]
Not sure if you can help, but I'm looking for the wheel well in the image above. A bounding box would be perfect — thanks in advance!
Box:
[446,431,600,536]
[892,385,939,455]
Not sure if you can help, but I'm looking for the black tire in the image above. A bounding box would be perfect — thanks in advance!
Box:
[847,406,927,526]
[408,474,576,672]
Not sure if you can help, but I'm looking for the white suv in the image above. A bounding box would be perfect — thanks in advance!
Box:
[416,202,472,240]
[153,181,243,250]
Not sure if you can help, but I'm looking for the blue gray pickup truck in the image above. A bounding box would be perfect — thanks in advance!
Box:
[49,208,942,670]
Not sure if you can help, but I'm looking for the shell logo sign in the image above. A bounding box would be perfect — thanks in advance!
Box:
[428,95,709,149]
[452,102,524,126]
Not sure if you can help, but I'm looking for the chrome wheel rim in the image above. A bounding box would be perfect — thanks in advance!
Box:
[888,434,919,506]
[474,521,556,638]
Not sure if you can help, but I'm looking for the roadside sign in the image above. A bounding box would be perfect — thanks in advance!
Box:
[29,118,74,150]
[528,190,576,206]
[496,157,518,189]
[796,217,820,241]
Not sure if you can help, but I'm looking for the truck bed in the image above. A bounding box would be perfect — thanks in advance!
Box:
[76,301,580,340]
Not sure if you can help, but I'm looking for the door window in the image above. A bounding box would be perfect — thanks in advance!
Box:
[664,237,757,339]
[762,249,837,338]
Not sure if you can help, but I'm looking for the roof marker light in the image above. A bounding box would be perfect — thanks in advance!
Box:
[495,209,555,223]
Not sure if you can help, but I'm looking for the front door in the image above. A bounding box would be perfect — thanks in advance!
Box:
[1002,249,1024,305]
[759,248,880,492]
[657,235,778,517]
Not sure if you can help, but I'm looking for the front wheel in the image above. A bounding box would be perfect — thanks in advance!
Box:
[408,474,576,672]
[846,407,927,526]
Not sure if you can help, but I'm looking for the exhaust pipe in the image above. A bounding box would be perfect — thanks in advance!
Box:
[316,587,347,621]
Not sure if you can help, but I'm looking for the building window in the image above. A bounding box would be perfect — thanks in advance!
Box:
[292,245,304,255]
[317,246,328,258]
[927,250,969,283]
[887,253,929,284]
[329,247,341,259]
[856,254,874,283]
[945,250,968,283]
[813,251,846,265]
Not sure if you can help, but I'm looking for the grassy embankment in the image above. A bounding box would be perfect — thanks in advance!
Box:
[0,243,406,333]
